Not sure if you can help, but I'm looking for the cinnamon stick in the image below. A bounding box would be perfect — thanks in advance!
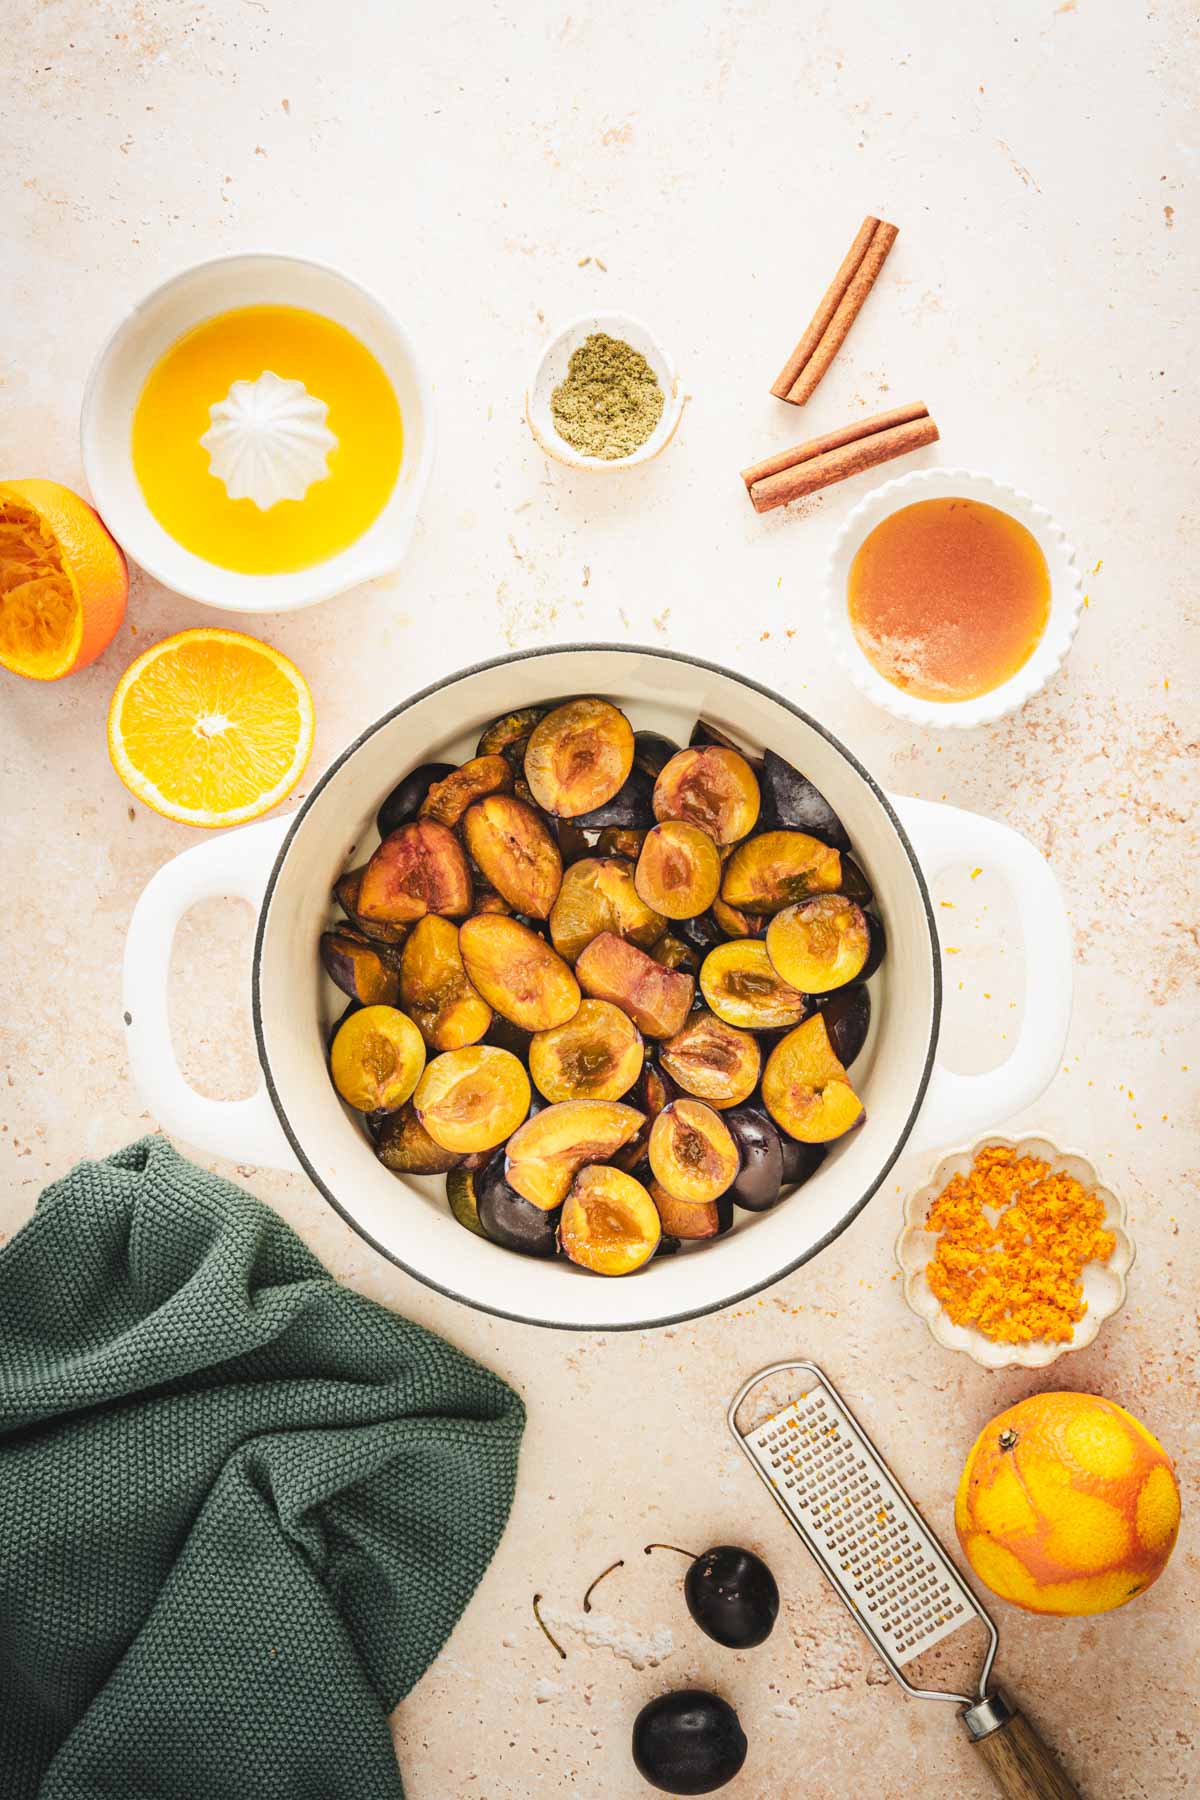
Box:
[741,403,937,513]
[770,216,899,405]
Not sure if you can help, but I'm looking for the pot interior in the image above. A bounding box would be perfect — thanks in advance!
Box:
[256,648,938,1329]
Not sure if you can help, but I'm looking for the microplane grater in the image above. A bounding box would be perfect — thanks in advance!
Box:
[727,1362,1082,1800]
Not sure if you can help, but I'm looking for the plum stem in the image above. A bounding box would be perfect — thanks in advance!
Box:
[532,1593,566,1660]
[643,1542,698,1562]
[582,1558,624,1612]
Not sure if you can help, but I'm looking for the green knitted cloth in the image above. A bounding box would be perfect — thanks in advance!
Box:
[0,1137,525,1799]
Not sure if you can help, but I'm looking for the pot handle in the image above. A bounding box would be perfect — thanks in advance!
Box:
[123,816,301,1172]
[888,795,1072,1153]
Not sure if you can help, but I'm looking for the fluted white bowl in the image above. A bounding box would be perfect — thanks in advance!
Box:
[897,1134,1134,1370]
[825,468,1083,728]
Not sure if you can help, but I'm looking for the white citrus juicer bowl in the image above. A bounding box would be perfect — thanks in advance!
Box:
[81,253,434,612]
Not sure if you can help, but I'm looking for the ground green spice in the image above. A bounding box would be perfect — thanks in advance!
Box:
[550,332,664,460]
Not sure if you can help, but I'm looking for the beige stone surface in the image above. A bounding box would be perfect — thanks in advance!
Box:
[2,2,1197,1795]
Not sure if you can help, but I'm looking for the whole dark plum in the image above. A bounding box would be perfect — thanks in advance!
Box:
[758,747,851,850]
[475,1153,560,1257]
[860,911,887,981]
[573,762,656,830]
[779,1135,827,1189]
[813,983,872,1068]
[376,761,456,838]
[685,1545,780,1648]
[722,1106,785,1211]
[633,730,682,779]
[632,1689,747,1795]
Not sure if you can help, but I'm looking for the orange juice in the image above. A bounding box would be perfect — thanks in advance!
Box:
[847,497,1050,702]
[131,305,402,574]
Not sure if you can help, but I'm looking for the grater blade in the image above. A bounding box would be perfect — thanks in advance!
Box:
[728,1360,998,1706]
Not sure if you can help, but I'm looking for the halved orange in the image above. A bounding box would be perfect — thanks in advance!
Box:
[108,628,314,828]
[0,478,128,680]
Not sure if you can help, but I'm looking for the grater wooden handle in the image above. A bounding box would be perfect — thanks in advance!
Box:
[972,1710,1083,1800]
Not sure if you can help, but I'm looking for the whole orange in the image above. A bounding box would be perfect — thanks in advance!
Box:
[956,1392,1180,1616]
[0,478,127,680]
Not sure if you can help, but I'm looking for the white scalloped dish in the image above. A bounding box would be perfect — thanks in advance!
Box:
[897,1135,1134,1370]
[825,469,1083,729]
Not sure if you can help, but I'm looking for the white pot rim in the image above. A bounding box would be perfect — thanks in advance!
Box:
[824,467,1083,729]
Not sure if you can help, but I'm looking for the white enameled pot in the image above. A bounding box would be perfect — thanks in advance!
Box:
[123,646,1073,1332]
[81,254,434,612]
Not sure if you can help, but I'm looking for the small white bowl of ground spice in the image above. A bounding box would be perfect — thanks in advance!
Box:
[525,312,683,469]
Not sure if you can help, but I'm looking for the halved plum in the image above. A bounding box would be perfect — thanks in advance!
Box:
[596,826,647,861]
[399,916,492,1050]
[505,1098,645,1210]
[839,856,874,905]
[375,1101,462,1174]
[861,912,887,981]
[689,720,762,767]
[609,1057,677,1171]
[559,1165,661,1274]
[554,816,593,867]
[573,763,656,830]
[332,866,408,944]
[633,731,681,779]
[528,999,644,1104]
[812,983,871,1067]
[413,1045,531,1153]
[648,1098,740,1204]
[722,1106,785,1211]
[761,1014,864,1144]
[459,914,581,1030]
[652,746,761,845]
[523,697,635,818]
[650,934,700,975]
[711,897,764,940]
[576,932,695,1038]
[485,1012,534,1058]
[377,762,456,838]
[699,940,809,1031]
[648,1176,732,1240]
[330,1005,426,1113]
[766,895,870,993]
[463,793,563,919]
[780,1136,827,1188]
[476,705,547,761]
[419,754,513,827]
[758,749,852,851]
[720,830,842,915]
[549,856,666,964]
[470,887,512,916]
[327,998,361,1053]
[320,929,401,1006]
[635,821,722,920]
[446,1166,486,1236]
[660,1013,761,1108]
[357,820,473,925]
[475,1153,561,1256]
